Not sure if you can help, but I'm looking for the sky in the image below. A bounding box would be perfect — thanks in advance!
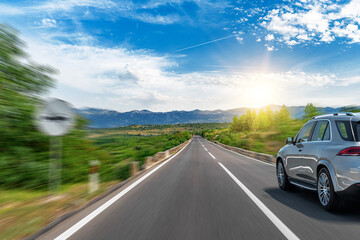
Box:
[1,0,360,112]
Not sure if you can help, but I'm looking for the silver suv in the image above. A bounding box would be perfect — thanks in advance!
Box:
[276,112,360,211]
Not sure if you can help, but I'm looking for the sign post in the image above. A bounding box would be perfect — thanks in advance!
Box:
[89,160,100,193]
[35,98,74,192]
[49,136,62,191]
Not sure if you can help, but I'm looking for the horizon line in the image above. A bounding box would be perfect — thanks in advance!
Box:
[77,104,355,113]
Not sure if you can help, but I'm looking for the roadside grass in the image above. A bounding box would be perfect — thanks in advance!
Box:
[202,120,306,156]
[87,123,229,138]
[93,132,192,170]
[0,181,118,240]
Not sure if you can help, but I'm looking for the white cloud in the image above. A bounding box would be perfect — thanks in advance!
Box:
[261,0,360,46]
[38,18,57,28]
[285,39,299,45]
[265,34,274,41]
[33,0,118,12]
[236,36,243,42]
[296,34,311,41]
[130,13,181,25]
[0,4,24,15]
[0,0,231,26]
[266,45,274,51]
[0,0,185,25]
[256,38,261,42]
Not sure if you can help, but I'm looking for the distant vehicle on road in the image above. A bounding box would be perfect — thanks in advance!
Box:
[276,112,360,211]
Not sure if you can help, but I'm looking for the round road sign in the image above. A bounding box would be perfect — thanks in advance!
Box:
[35,98,74,136]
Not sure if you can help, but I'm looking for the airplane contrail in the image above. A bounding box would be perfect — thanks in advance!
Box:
[175,35,235,52]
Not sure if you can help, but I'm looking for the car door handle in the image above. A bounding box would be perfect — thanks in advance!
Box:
[298,149,303,152]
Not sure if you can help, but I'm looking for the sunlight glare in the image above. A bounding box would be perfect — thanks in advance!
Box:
[246,84,274,108]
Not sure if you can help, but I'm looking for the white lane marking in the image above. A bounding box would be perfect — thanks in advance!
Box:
[55,139,192,240]
[206,139,275,167]
[204,147,208,151]
[218,162,299,240]
[208,152,216,159]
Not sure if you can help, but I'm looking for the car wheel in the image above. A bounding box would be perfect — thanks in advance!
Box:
[317,168,344,211]
[277,160,291,190]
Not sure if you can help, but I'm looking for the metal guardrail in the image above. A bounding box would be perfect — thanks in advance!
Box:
[213,141,276,164]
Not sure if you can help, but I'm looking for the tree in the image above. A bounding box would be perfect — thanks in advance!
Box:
[275,105,290,122]
[0,25,57,188]
[256,109,270,130]
[303,103,319,119]
[339,106,360,113]
[230,115,241,132]
[0,25,55,144]
[265,105,274,125]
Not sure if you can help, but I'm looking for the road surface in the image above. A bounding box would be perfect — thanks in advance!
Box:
[38,136,360,240]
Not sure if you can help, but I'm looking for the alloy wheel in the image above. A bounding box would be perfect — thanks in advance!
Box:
[318,172,331,206]
[277,162,285,187]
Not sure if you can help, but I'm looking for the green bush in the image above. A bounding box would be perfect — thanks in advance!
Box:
[116,164,131,180]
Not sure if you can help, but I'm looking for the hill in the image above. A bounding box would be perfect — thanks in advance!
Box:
[75,105,343,128]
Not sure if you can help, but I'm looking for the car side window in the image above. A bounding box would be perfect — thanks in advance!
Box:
[311,120,330,141]
[296,122,315,143]
[323,124,330,140]
[336,121,354,141]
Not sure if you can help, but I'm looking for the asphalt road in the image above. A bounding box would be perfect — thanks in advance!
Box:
[38,136,360,240]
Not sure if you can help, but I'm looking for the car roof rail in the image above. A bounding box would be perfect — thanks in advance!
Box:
[333,112,355,116]
[312,114,332,119]
[312,112,355,119]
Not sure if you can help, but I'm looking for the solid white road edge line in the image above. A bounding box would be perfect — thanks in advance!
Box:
[218,162,300,240]
[208,152,216,159]
[54,139,192,240]
[206,139,275,167]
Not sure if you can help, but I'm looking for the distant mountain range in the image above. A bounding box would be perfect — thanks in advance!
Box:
[75,105,346,128]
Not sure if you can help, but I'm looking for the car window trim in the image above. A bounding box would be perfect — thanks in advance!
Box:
[321,122,330,141]
[309,120,332,142]
[295,121,316,143]
[335,120,354,141]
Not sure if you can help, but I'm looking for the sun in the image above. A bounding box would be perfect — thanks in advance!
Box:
[246,85,273,108]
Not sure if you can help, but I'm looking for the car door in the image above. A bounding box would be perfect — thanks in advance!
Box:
[285,121,316,179]
[301,120,331,183]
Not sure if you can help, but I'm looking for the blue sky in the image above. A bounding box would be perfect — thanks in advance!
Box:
[1,0,360,111]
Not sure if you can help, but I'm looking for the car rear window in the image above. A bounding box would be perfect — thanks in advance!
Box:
[336,121,354,141]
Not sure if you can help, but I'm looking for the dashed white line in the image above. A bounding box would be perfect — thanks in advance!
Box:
[208,152,216,159]
[54,139,192,240]
[218,162,299,240]
[204,147,208,151]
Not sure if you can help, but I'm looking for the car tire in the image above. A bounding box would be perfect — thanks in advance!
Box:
[277,160,292,190]
[317,168,345,211]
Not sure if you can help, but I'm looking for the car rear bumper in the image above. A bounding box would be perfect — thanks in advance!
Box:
[332,156,360,191]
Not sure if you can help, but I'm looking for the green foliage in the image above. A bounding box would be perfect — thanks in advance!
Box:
[275,105,290,123]
[303,103,319,119]
[115,164,131,180]
[0,24,56,189]
[229,105,290,133]
[201,105,307,156]
[339,106,360,113]
[93,131,192,181]
[256,109,270,130]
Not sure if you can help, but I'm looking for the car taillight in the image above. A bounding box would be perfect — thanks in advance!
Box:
[337,147,360,156]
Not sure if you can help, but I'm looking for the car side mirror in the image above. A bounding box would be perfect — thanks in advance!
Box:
[286,137,294,145]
